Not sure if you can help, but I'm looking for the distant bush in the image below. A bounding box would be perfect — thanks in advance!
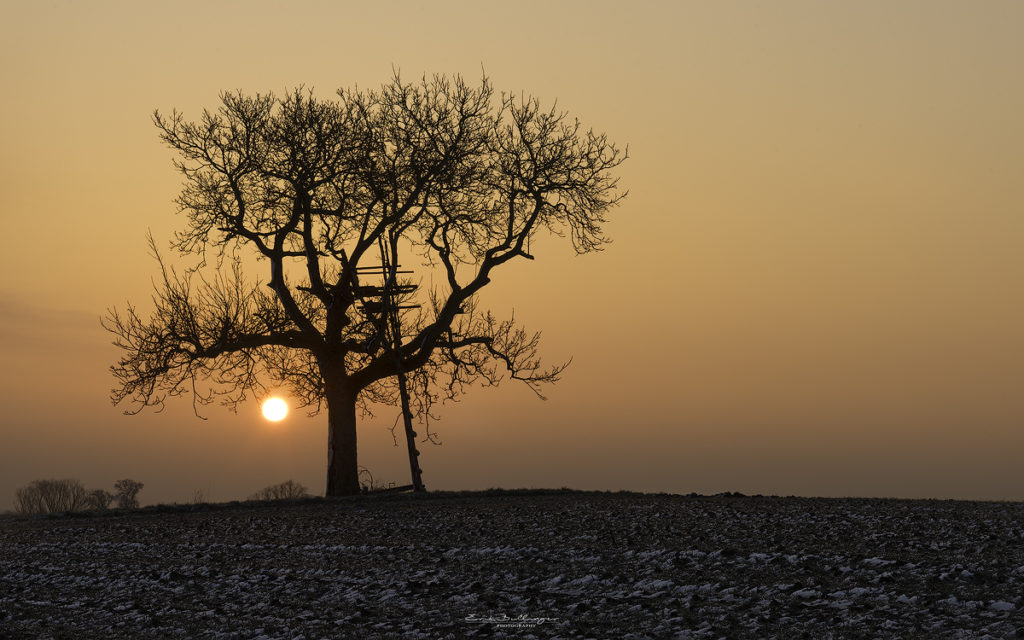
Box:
[15,479,144,515]
[114,479,144,509]
[249,480,310,501]
[15,479,88,515]
[87,489,115,510]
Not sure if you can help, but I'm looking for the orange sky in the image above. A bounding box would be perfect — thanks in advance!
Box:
[2,1,1023,506]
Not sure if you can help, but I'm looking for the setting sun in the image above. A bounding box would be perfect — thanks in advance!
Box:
[261,397,288,422]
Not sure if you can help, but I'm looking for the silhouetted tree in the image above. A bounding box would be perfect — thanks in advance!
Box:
[114,479,144,509]
[104,74,626,496]
[14,479,88,514]
[249,479,310,501]
[87,489,115,510]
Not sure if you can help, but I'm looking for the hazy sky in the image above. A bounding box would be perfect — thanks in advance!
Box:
[2,1,1022,507]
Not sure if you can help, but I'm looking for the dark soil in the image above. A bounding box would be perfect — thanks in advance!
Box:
[2,490,1023,639]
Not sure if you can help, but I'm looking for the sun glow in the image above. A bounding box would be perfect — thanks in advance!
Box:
[261,397,288,422]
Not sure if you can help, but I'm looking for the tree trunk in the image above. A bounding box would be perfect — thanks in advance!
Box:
[325,381,361,497]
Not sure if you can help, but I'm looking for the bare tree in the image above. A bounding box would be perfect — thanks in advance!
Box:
[104,73,627,496]
[87,489,115,510]
[249,479,310,501]
[14,485,42,515]
[14,479,89,514]
[114,479,144,509]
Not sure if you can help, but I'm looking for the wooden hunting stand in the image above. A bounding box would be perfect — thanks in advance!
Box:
[350,235,426,493]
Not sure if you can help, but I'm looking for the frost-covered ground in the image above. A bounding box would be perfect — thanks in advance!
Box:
[2,490,1023,639]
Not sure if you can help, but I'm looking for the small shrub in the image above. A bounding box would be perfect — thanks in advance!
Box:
[249,480,309,501]
[359,467,391,493]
